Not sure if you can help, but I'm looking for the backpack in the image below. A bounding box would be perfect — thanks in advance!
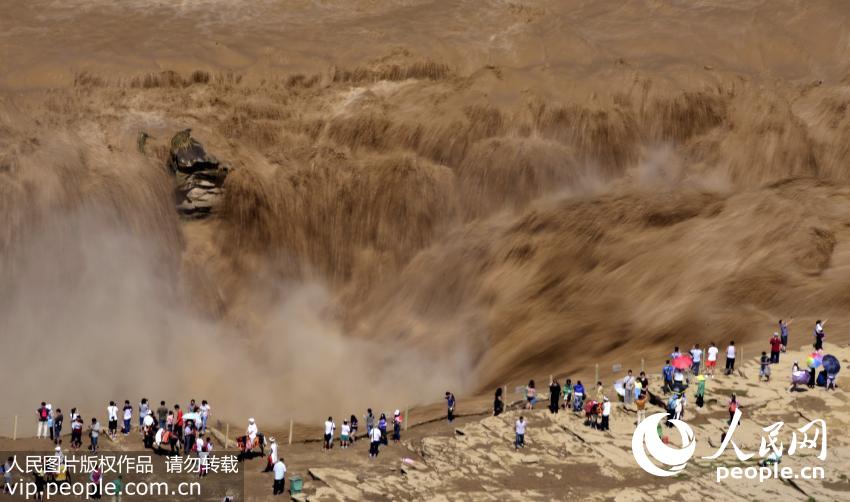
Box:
[40,407,48,420]
[729,401,738,413]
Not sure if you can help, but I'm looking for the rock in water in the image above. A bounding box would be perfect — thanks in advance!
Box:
[168,129,229,218]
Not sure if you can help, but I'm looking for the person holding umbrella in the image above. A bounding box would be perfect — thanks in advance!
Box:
[671,354,692,391]
[822,354,841,391]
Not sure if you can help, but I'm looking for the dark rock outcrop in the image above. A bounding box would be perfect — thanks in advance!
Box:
[168,129,229,218]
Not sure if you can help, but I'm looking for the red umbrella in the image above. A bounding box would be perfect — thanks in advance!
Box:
[672,355,693,370]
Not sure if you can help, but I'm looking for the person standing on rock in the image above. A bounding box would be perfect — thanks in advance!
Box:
[89,418,101,453]
[548,378,561,414]
[378,413,388,445]
[769,333,782,364]
[572,381,585,412]
[623,370,635,407]
[200,400,210,435]
[695,375,706,408]
[515,416,526,450]
[156,401,168,430]
[272,457,286,496]
[562,379,573,411]
[671,346,682,360]
[779,319,792,353]
[341,420,351,448]
[814,320,826,350]
[323,417,335,450]
[52,409,64,445]
[525,381,537,410]
[265,437,278,472]
[107,401,118,440]
[139,399,150,432]
[635,392,648,425]
[365,409,375,437]
[350,414,359,442]
[368,425,382,458]
[706,343,719,378]
[724,341,736,375]
[759,351,770,382]
[122,400,132,435]
[637,372,649,399]
[690,344,702,375]
[662,360,674,393]
[392,410,402,443]
[494,388,505,416]
[445,392,456,422]
[727,394,739,425]
[36,402,49,439]
[600,397,611,431]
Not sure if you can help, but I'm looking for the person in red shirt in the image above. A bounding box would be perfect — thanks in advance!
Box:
[769,332,782,364]
[174,404,184,442]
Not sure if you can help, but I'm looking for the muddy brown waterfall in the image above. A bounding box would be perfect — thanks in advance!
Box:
[3,0,850,427]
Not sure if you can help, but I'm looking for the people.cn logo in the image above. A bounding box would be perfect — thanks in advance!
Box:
[631,412,697,477]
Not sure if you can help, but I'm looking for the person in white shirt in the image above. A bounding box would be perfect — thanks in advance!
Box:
[340,421,351,449]
[515,416,527,450]
[198,437,212,477]
[107,402,118,439]
[623,370,635,406]
[673,369,685,392]
[690,344,703,375]
[323,417,335,450]
[706,342,719,378]
[601,397,611,431]
[122,401,133,435]
[725,341,736,375]
[246,418,258,450]
[200,401,210,434]
[272,458,286,495]
[368,425,381,458]
[814,320,826,350]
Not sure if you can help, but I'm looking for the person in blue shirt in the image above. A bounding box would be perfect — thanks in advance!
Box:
[445,392,456,423]
[572,381,585,412]
[662,360,674,394]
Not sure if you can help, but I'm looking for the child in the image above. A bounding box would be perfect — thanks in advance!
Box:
[759,352,769,382]
[562,379,573,411]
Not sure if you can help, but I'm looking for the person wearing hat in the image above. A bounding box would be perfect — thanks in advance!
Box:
[600,396,611,431]
[392,411,402,443]
[246,418,258,451]
[769,332,782,364]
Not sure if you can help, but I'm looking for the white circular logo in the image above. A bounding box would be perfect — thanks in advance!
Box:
[631,412,696,477]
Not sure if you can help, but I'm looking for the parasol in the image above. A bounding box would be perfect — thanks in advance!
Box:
[822,354,841,375]
[672,355,693,370]
[806,352,823,369]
